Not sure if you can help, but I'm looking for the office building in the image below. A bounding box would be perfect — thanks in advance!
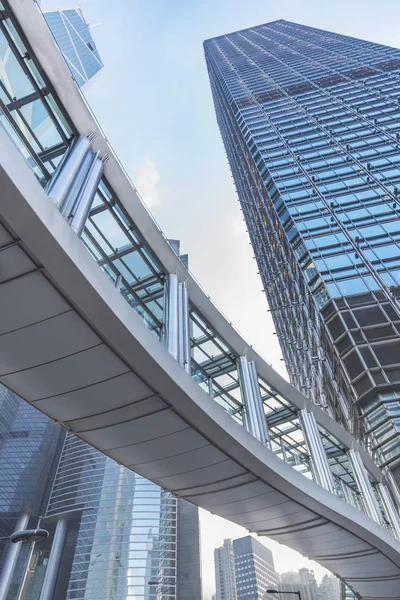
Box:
[177,499,202,600]
[214,536,277,600]
[43,8,103,88]
[233,536,277,600]
[41,434,187,600]
[0,420,201,600]
[214,539,237,600]
[204,21,400,486]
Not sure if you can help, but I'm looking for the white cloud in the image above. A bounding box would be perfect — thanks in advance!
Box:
[132,158,161,208]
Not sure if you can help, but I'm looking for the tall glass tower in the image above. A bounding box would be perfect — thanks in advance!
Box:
[204,21,400,487]
[0,417,202,600]
[43,8,103,88]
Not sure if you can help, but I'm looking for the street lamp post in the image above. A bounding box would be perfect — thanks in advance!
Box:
[0,527,49,600]
[0,529,49,544]
[266,589,302,600]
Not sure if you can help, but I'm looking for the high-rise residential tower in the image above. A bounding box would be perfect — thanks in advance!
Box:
[204,21,400,487]
[43,8,103,88]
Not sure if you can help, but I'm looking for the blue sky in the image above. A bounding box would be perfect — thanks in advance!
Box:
[41,1,400,597]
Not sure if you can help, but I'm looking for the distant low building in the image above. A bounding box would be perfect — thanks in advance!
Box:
[299,568,319,600]
[317,574,340,600]
[279,571,308,600]
[279,570,340,600]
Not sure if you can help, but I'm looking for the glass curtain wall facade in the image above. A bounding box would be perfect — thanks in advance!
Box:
[1,425,191,600]
[41,435,179,600]
[204,20,400,487]
[43,8,103,89]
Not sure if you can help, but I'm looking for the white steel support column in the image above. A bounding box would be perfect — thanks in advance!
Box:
[165,274,179,361]
[348,447,382,524]
[178,281,191,373]
[0,513,29,600]
[248,360,270,446]
[165,276,191,369]
[70,154,103,236]
[45,136,91,208]
[385,468,400,510]
[341,481,356,508]
[60,151,94,218]
[378,481,400,540]
[238,356,268,445]
[39,518,67,600]
[299,408,336,494]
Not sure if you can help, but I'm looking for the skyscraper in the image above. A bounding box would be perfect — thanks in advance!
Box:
[43,8,103,88]
[204,21,400,487]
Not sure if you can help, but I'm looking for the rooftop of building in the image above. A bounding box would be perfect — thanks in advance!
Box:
[203,19,289,45]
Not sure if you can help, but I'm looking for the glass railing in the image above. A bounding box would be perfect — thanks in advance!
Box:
[82,179,165,339]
